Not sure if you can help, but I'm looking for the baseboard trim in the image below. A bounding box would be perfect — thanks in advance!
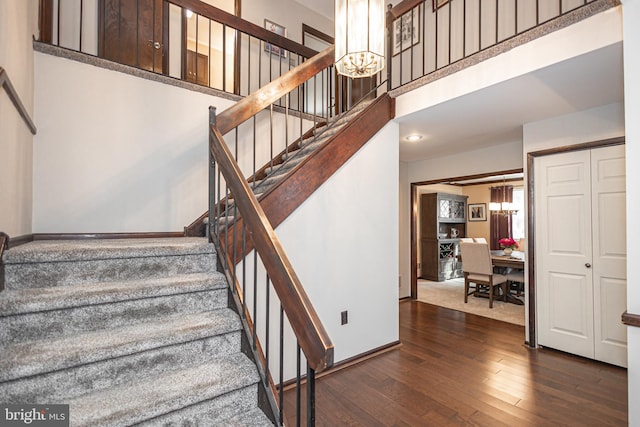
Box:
[7,234,34,248]
[6,232,189,249]
[281,340,402,391]
[32,232,185,241]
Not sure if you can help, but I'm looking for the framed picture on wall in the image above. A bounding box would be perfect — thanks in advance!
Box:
[432,0,450,11]
[468,203,487,222]
[264,19,288,58]
[392,8,420,56]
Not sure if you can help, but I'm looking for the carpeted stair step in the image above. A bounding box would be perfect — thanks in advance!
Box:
[0,272,226,316]
[262,154,304,177]
[237,107,364,199]
[0,309,241,384]
[212,100,375,227]
[0,309,241,403]
[221,407,275,426]
[2,237,216,289]
[137,389,273,426]
[0,284,227,345]
[218,110,359,210]
[0,227,273,424]
[281,135,327,162]
[66,353,260,427]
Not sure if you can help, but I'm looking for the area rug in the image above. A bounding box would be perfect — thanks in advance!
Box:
[417,278,525,326]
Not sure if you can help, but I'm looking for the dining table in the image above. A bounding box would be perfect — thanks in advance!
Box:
[490,250,525,305]
[491,250,525,268]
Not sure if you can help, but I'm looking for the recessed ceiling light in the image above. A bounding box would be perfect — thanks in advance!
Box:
[405,134,423,142]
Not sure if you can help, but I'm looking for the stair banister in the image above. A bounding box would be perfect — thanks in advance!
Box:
[216,45,336,135]
[209,123,334,373]
[0,232,7,292]
[169,0,318,59]
[0,67,37,135]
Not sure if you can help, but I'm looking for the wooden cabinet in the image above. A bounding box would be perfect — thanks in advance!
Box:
[420,193,468,281]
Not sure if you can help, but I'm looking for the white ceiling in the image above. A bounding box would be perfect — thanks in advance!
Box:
[397,42,625,162]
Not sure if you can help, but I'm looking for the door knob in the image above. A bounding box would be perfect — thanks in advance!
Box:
[148,40,161,49]
[585,263,591,268]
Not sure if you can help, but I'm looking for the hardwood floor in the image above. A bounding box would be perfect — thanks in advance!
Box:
[284,300,628,426]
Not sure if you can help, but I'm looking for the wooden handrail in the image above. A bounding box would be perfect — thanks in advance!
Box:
[168,0,318,59]
[0,67,37,135]
[216,45,335,135]
[623,311,640,328]
[209,125,334,372]
[387,0,422,21]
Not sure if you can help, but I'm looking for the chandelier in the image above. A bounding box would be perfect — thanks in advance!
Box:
[335,0,385,78]
[490,180,518,216]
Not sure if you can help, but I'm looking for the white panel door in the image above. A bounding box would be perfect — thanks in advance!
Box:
[591,145,627,367]
[535,150,594,358]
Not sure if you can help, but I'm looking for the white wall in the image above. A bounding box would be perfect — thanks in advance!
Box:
[522,103,624,152]
[33,52,313,233]
[399,161,410,297]
[0,0,38,237]
[33,52,230,233]
[277,121,399,369]
[234,122,399,379]
[242,0,334,44]
[622,0,640,424]
[407,140,523,184]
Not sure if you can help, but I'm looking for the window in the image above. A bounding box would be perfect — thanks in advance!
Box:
[512,187,525,240]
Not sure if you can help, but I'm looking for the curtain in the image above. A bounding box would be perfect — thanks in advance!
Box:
[490,213,513,250]
[490,185,514,249]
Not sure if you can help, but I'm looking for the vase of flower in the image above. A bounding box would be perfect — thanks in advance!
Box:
[498,237,518,255]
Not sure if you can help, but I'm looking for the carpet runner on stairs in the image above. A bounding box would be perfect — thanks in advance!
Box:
[217,100,373,221]
[0,237,273,426]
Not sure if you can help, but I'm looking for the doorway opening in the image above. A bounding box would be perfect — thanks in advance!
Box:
[411,169,527,328]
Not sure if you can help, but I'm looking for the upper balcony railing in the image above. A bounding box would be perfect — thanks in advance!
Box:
[386,0,610,91]
[38,0,356,115]
[38,0,385,117]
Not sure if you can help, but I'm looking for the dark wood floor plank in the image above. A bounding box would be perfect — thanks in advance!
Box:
[284,301,628,426]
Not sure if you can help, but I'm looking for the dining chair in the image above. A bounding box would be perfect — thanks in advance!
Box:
[460,242,508,308]
[460,238,474,242]
[507,269,525,296]
[473,237,487,243]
